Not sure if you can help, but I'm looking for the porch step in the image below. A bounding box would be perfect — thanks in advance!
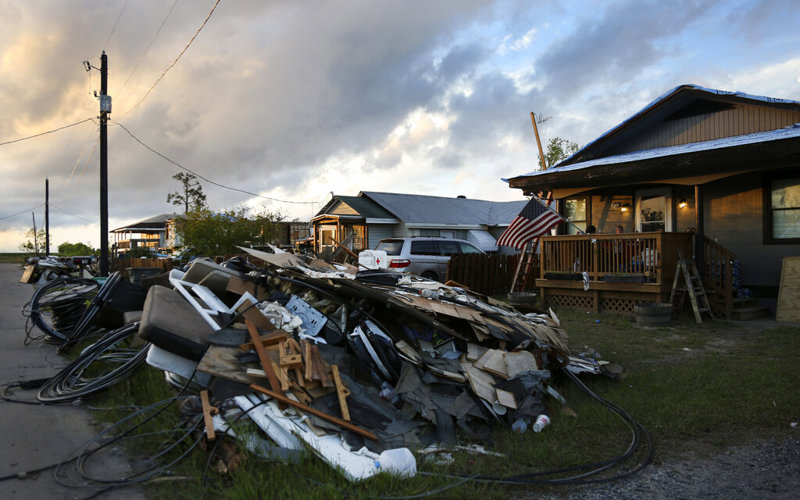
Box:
[731,306,772,321]
[708,296,760,309]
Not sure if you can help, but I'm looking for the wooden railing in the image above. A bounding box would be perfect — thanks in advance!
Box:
[703,236,735,319]
[538,232,693,285]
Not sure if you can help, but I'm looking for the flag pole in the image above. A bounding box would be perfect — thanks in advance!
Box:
[531,195,588,235]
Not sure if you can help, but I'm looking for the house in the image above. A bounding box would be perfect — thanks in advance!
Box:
[504,84,800,318]
[311,191,527,254]
[111,213,177,254]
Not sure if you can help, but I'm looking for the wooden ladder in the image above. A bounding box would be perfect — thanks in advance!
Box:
[669,250,713,323]
[510,239,538,293]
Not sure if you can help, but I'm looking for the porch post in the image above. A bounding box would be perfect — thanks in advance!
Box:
[694,184,705,276]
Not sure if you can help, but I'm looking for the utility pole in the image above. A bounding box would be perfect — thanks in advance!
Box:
[32,212,39,255]
[45,178,50,255]
[99,51,110,276]
[530,112,547,170]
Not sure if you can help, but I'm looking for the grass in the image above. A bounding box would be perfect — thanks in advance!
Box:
[0,252,27,264]
[85,309,800,499]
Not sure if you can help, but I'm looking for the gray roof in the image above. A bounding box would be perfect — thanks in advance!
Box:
[360,191,526,226]
[335,196,396,219]
[111,213,178,232]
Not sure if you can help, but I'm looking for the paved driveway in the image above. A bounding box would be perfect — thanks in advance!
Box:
[0,263,145,499]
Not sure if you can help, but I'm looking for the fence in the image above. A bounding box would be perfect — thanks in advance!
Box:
[447,253,528,295]
[111,257,173,274]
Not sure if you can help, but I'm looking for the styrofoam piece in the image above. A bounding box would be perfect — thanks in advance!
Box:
[145,344,210,386]
[236,392,410,481]
[234,394,303,450]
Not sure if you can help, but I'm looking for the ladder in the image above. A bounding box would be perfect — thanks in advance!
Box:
[510,239,538,293]
[669,250,712,323]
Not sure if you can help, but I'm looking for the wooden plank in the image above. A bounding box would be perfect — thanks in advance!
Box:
[200,390,218,441]
[246,319,283,394]
[777,256,800,322]
[466,343,488,362]
[239,330,290,351]
[504,351,538,378]
[461,362,497,403]
[477,349,509,379]
[495,388,517,409]
[197,345,264,385]
[330,365,351,421]
[249,384,378,441]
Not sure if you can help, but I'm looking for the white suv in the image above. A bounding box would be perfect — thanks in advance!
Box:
[364,237,484,282]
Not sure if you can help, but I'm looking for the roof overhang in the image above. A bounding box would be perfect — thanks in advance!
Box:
[404,223,486,230]
[508,129,800,195]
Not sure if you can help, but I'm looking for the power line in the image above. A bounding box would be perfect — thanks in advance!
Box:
[0,204,46,222]
[50,203,96,224]
[113,121,315,205]
[123,0,222,117]
[104,0,130,49]
[0,118,95,147]
[118,0,180,95]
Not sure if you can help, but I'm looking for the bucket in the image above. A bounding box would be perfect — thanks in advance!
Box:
[634,302,673,325]
[508,292,538,313]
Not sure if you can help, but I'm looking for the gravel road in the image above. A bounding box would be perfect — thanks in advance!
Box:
[534,435,800,499]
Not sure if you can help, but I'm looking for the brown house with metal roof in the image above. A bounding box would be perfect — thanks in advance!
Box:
[504,84,800,319]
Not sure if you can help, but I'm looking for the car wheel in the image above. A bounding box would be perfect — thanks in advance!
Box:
[420,271,438,281]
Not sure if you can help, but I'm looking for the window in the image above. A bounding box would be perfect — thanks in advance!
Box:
[635,187,671,232]
[767,176,800,242]
[458,242,483,254]
[410,240,439,255]
[563,198,587,235]
[438,241,461,256]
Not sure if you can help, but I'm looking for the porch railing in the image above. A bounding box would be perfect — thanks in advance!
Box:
[703,236,735,319]
[539,232,693,284]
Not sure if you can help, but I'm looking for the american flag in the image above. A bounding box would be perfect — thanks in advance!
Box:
[496,197,564,249]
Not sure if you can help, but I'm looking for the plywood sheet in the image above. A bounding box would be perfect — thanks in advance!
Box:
[197,345,262,385]
[776,256,800,322]
[504,351,538,378]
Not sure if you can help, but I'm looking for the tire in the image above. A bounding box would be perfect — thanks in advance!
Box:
[420,271,438,281]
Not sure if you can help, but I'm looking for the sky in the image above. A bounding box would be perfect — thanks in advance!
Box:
[1,0,799,252]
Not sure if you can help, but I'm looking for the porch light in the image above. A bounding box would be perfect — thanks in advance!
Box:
[678,199,688,208]
[620,203,630,212]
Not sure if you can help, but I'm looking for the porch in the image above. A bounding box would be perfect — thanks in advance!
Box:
[536,232,695,315]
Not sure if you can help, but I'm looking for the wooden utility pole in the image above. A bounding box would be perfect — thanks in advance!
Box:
[45,178,50,255]
[99,51,110,276]
[530,112,547,170]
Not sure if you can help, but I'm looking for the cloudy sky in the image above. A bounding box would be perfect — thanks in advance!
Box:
[1,0,798,252]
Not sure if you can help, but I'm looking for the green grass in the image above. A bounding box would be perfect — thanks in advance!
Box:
[0,253,27,264]
[85,310,800,499]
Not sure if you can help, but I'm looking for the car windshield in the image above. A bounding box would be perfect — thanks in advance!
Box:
[376,240,404,255]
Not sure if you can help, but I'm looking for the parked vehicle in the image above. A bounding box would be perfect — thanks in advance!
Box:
[362,237,485,282]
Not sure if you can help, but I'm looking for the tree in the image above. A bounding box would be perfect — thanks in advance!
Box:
[19,228,47,254]
[177,207,284,257]
[539,136,580,170]
[58,242,96,256]
[167,172,207,214]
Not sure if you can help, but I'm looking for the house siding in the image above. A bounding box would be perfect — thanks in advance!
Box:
[367,224,395,249]
[703,172,795,288]
[612,104,800,155]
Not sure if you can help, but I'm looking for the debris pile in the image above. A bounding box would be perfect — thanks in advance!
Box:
[18,247,617,483]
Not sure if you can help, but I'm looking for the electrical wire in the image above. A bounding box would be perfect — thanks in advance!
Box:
[24,277,100,342]
[122,0,222,117]
[113,120,317,205]
[0,118,95,147]
[37,323,149,403]
[103,0,130,49]
[50,203,97,224]
[0,203,46,222]
[118,0,180,94]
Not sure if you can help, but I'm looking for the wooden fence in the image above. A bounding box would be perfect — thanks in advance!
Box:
[447,253,532,295]
[111,257,173,274]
